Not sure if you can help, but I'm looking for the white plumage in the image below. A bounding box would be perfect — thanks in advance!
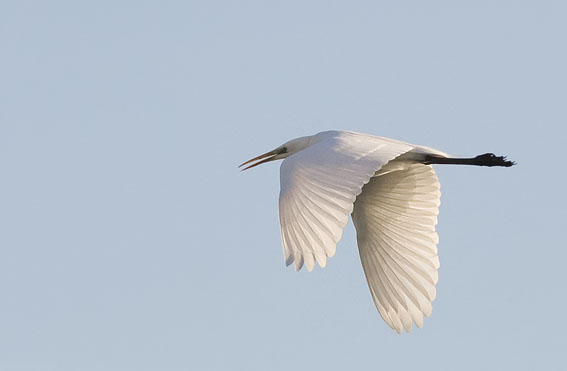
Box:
[240,130,513,333]
[352,161,440,332]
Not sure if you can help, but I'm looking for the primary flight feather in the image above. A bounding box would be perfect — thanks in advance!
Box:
[240,130,514,333]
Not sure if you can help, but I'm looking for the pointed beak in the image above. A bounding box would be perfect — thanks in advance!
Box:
[239,149,280,171]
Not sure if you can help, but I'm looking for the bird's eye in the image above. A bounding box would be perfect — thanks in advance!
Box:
[281,147,288,153]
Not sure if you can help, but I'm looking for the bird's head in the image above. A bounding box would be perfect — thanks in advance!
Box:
[239,135,314,170]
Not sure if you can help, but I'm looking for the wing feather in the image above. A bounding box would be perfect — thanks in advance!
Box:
[277,130,443,333]
[352,161,441,333]
[279,131,414,271]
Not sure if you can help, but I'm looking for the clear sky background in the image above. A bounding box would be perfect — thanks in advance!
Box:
[1,1,566,370]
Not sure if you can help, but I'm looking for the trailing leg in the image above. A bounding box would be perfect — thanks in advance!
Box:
[424,153,515,167]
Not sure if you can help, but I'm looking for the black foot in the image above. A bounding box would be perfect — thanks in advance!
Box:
[474,153,516,167]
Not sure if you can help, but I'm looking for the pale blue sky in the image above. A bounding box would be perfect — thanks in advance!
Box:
[1,1,566,370]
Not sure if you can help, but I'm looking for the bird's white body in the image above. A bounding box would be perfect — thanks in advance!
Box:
[241,130,511,333]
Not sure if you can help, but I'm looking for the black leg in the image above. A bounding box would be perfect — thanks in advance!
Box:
[424,153,516,167]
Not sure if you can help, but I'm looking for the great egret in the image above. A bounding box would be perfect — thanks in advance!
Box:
[240,130,514,333]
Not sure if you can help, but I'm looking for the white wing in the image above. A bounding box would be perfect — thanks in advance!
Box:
[351,160,441,333]
[278,131,414,271]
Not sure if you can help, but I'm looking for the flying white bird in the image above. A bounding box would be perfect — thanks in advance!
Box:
[240,130,514,333]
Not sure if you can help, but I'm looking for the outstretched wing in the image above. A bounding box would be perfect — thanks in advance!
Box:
[278,131,414,271]
[351,161,441,333]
